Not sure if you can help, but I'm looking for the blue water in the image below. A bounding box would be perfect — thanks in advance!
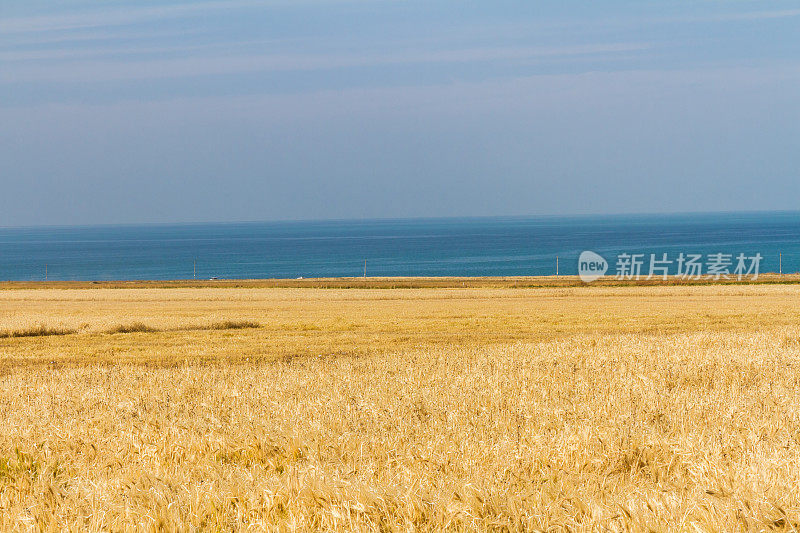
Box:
[0,212,798,281]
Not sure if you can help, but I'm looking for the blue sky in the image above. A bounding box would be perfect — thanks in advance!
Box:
[1,0,799,226]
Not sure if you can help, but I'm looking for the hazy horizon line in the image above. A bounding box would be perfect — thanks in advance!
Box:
[2,208,799,231]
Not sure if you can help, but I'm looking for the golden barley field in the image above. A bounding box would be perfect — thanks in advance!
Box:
[2,281,800,531]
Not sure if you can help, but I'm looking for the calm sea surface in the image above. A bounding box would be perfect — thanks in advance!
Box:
[0,212,798,281]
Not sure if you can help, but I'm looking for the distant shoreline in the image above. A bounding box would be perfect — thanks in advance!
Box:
[1,274,798,290]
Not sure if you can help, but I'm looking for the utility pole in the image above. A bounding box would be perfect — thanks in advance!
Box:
[194,258,196,280]
[780,253,783,275]
[45,264,48,282]
[363,259,367,279]
[556,256,559,276]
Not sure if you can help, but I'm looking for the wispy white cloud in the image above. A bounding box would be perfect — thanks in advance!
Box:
[0,1,265,33]
[0,40,650,68]
[0,0,387,34]
[0,38,285,63]
[4,3,797,37]
[708,8,800,21]
[0,27,204,48]
[467,7,800,35]
[0,43,650,83]
[7,62,799,118]
[626,8,800,26]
